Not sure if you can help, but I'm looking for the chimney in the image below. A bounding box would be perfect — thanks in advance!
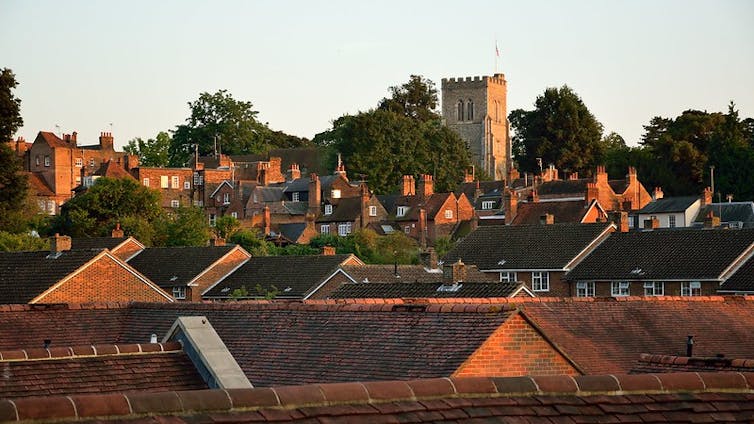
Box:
[263,205,271,235]
[443,259,467,283]
[542,164,558,182]
[540,213,555,225]
[418,208,427,248]
[209,237,226,247]
[71,131,77,145]
[686,335,694,357]
[417,174,434,199]
[528,189,539,203]
[504,188,517,225]
[586,182,599,205]
[50,233,72,253]
[610,211,629,233]
[569,172,579,181]
[308,173,321,214]
[289,163,301,181]
[474,180,482,201]
[704,211,720,229]
[643,216,660,229]
[464,167,474,183]
[321,246,336,256]
[507,166,519,185]
[335,153,347,178]
[402,175,415,196]
[653,187,664,200]
[626,166,637,185]
[111,223,124,238]
[595,165,607,185]
[99,132,114,150]
[420,247,438,270]
[360,184,370,229]
[701,187,712,206]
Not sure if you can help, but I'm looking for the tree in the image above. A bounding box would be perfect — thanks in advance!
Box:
[0,143,30,232]
[0,68,23,141]
[0,231,48,252]
[213,215,240,239]
[160,206,211,247]
[378,75,439,122]
[510,86,604,176]
[124,131,171,167]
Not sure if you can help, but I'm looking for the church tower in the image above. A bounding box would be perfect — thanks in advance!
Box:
[441,74,509,180]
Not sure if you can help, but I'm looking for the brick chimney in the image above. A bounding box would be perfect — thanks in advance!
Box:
[507,166,519,185]
[443,259,467,283]
[504,188,517,224]
[99,132,114,150]
[420,247,438,269]
[335,153,347,178]
[539,213,555,225]
[263,205,271,235]
[289,163,301,181]
[402,175,415,196]
[474,180,482,201]
[308,173,321,215]
[321,246,336,256]
[643,216,660,229]
[701,187,712,206]
[610,211,629,233]
[586,182,599,205]
[418,208,427,248]
[50,234,72,253]
[464,167,474,183]
[111,223,124,238]
[704,211,720,229]
[569,172,579,181]
[209,237,226,247]
[417,174,433,199]
[360,184,370,229]
[626,166,637,186]
[542,165,558,182]
[653,187,664,201]
[595,165,608,185]
[528,189,539,203]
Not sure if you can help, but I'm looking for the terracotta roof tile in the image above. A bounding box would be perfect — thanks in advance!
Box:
[329,281,524,299]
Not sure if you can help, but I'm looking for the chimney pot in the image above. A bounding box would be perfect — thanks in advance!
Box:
[50,233,72,253]
[111,223,124,238]
[321,246,335,256]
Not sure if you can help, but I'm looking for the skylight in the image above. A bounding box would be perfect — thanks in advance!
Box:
[437,283,463,292]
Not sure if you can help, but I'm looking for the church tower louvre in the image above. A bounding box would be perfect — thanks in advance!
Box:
[441,74,510,180]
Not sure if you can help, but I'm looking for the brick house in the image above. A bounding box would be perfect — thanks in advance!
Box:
[566,227,754,297]
[131,166,197,209]
[316,184,388,237]
[443,222,615,296]
[0,234,172,304]
[126,244,251,301]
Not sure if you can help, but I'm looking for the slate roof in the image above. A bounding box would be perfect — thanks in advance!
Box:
[537,179,587,197]
[511,199,592,225]
[0,342,207,398]
[277,223,307,242]
[565,228,754,281]
[204,254,354,299]
[71,237,129,250]
[5,373,754,423]
[317,196,361,223]
[329,281,524,298]
[638,196,699,214]
[455,180,505,201]
[341,264,496,284]
[631,353,754,374]
[695,202,754,226]
[0,249,104,303]
[443,222,614,270]
[719,254,754,293]
[127,245,237,288]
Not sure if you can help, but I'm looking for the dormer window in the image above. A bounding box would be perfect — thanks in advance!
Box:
[292,192,300,202]
[324,204,333,215]
[481,200,495,210]
[369,205,377,216]
[223,193,230,204]
[397,206,408,217]
[331,189,341,199]
[44,156,51,167]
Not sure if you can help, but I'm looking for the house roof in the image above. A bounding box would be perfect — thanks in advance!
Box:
[517,296,754,374]
[92,160,134,180]
[276,222,308,242]
[565,228,754,281]
[455,180,505,200]
[203,254,356,299]
[37,131,68,148]
[511,199,594,225]
[341,264,497,284]
[127,245,239,288]
[0,342,207,398]
[537,179,587,197]
[0,249,105,303]
[4,373,753,423]
[630,353,754,374]
[26,172,54,196]
[329,281,525,299]
[638,196,699,214]
[719,254,754,293]
[443,222,614,270]
[695,202,754,225]
[70,237,130,251]
[316,196,362,223]
[608,179,629,194]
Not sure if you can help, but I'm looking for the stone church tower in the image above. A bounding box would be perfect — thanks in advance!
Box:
[441,74,510,180]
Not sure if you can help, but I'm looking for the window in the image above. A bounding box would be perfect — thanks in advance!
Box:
[193,172,202,186]
[184,181,191,190]
[644,281,664,296]
[532,272,550,292]
[444,209,453,219]
[292,192,299,202]
[397,206,408,217]
[160,175,169,188]
[681,281,701,297]
[369,205,377,216]
[668,215,677,228]
[89,158,95,167]
[457,100,464,121]
[75,158,83,167]
[171,200,180,208]
[75,176,81,184]
[209,214,216,226]
[223,193,230,204]
[481,200,495,210]
[143,178,150,187]
[171,176,179,189]
[35,156,40,166]
[253,193,258,203]
[331,189,341,199]
[44,156,50,167]
[320,224,330,234]
[231,212,238,218]
[576,282,595,297]
[611,281,630,297]
[404,226,411,234]
[172,286,186,300]
[324,204,333,215]
[500,272,517,283]
[467,100,474,121]
[338,222,352,236]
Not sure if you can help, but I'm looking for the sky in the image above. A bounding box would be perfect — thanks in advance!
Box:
[2,0,753,150]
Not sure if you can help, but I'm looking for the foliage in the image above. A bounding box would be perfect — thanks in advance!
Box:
[308,229,418,264]
[0,68,23,141]
[0,231,48,252]
[229,228,273,256]
[124,131,171,167]
[159,206,211,247]
[0,144,31,232]
[510,85,604,176]
[377,75,439,122]
[433,236,455,259]
[213,215,240,239]
[229,285,249,300]
[373,231,419,264]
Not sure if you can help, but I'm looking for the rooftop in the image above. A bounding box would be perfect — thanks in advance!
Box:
[127,245,239,287]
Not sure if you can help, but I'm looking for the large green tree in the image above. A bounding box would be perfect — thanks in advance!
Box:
[510,85,604,176]
[124,131,171,167]
[0,143,30,232]
[0,68,23,141]
[315,76,471,194]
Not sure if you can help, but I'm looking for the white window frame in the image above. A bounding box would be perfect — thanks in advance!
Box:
[404,226,411,234]
[643,281,664,296]
[35,156,40,166]
[320,224,330,234]
[160,175,169,188]
[668,215,676,228]
[397,206,408,217]
[500,272,517,283]
[369,205,377,217]
[44,156,51,167]
[184,181,191,190]
[172,286,186,300]
[444,209,453,219]
[231,212,238,219]
[143,178,150,187]
[324,204,333,215]
[481,200,495,210]
[576,281,595,297]
[89,158,95,167]
[331,189,341,199]
[611,281,630,297]
[223,193,230,204]
[338,222,352,236]
[681,281,701,297]
[292,192,300,202]
[171,176,179,189]
[531,272,550,292]
[171,200,180,208]
[75,158,83,167]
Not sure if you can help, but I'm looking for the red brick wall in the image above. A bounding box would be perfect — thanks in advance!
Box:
[37,254,171,303]
[111,240,143,261]
[308,271,351,300]
[588,281,719,297]
[192,248,251,301]
[516,271,569,297]
[132,168,194,208]
[453,314,579,377]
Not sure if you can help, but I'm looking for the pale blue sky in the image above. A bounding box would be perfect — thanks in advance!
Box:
[2,0,752,149]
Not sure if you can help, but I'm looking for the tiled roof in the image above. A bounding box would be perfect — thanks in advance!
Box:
[720,254,754,293]
[329,281,524,298]
[631,353,754,374]
[695,202,754,225]
[203,254,354,299]
[537,179,587,197]
[38,131,68,148]
[455,180,505,200]
[3,373,753,423]
[317,197,361,223]
[341,264,497,284]
[93,160,135,179]
[639,196,699,214]
[277,223,307,242]
[0,342,207,398]
[0,249,104,303]
[443,223,613,270]
[518,296,754,374]
[25,172,54,196]
[565,228,754,281]
[127,245,238,288]
[511,199,591,225]
[71,237,129,250]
